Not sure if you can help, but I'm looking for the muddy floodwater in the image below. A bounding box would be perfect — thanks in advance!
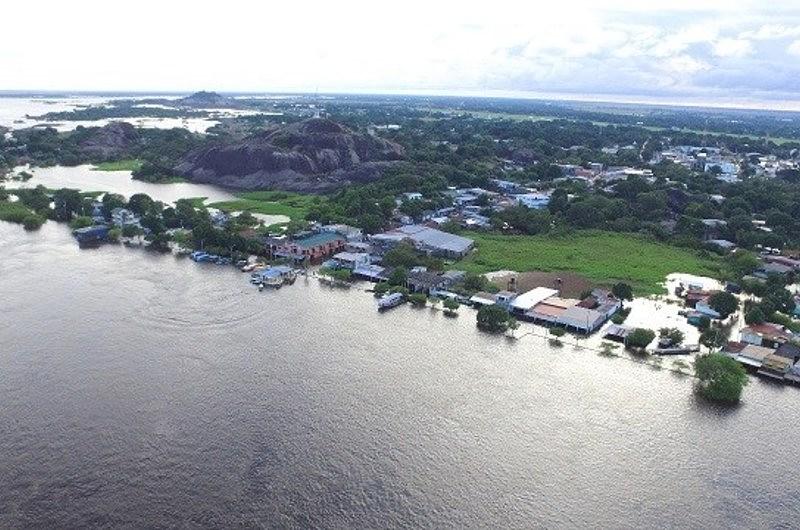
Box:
[1,221,799,528]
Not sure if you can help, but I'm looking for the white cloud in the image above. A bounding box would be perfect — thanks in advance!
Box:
[1,0,800,106]
[713,38,753,57]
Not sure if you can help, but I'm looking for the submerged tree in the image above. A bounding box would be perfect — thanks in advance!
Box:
[476,305,513,333]
[693,353,748,403]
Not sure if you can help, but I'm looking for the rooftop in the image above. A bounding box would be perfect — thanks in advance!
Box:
[292,232,344,248]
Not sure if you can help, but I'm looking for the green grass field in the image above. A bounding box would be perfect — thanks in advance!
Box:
[456,230,721,295]
[209,191,323,221]
[91,159,144,171]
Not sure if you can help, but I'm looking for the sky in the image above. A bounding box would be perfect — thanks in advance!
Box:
[3,0,800,109]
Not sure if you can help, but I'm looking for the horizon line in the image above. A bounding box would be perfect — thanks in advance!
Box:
[3,88,800,114]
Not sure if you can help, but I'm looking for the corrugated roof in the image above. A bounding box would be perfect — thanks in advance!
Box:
[511,287,558,311]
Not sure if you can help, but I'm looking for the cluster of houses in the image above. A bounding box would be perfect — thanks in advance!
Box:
[73,203,144,244]
[722,323,800,384]
[266,222,475,269]
[470,286,622,334]
[396,183,553,230]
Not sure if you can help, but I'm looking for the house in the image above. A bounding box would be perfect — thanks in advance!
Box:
[774,342,800,364]
[328,252,370,270]
[209,209,229,227]
[377,225,475,258]
[494,291,517,310]
[740,323,793,348]
[556,306,606,333]
[111,207,140,228]
[400,192,423,202]
[577,289,621,318]
[707,239,736,251]
[528,297,580,324]
[759,354,794,380]
[352,264,388,282]
[440,270,466,288]
[722,341,774,368]
[321,224,363,242]
[469,292,497,307]
[407,269,449,294]
[753,262,793,279]
[490,179,523,193]
[510,287,559,316]
[515,193,551,210]
[605,324,632,343]
[695,300,721,319]
[268,231,345,262]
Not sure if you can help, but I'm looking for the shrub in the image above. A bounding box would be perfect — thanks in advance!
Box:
[408,293,427,306]
[627,328,655,349]
[22,213,45,231]
[443,298,460,316]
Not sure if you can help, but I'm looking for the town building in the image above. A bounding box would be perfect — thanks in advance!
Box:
[267,231,345,262]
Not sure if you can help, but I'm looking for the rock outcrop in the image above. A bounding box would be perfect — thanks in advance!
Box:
[79,122,139,158]
[175,118,405,192]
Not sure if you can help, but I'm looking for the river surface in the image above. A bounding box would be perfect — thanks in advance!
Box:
[1,220,799,528]
[0,95,255,133]
[14,165,237,205]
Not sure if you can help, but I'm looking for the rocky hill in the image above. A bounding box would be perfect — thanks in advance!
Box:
[175,118,405,192]
[175,91,234,108]
[79,122,139,158]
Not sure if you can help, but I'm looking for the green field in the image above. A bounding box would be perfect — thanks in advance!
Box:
[456,230,721,295]
[92,159,144,171]
[209,191,323,221]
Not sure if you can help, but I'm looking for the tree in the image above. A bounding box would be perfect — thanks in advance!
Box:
[463,272,490,293]
[744,306,766,325]
[612,282,633,301]
[627,328,655,349]
[693,353,748,403]
[127,193,155,216]
[708,291,738,318]
[373,282,390,297]
[476,305,513,333]
[101,193,126,217]
[383,243,422,268]
[388,266,408,287]
[700,327,727,349]
[52,188,83,221]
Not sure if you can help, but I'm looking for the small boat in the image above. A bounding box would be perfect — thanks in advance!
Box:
[283,270,297,285]
[378,292,405,311]
[190,251,208,262]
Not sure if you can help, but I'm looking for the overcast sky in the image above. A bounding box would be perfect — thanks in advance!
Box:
[3,0,800,108]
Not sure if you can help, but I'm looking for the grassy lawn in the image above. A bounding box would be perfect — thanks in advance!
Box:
[92,159,144,171]
[456,230,721,295]
[209,191,323,221]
